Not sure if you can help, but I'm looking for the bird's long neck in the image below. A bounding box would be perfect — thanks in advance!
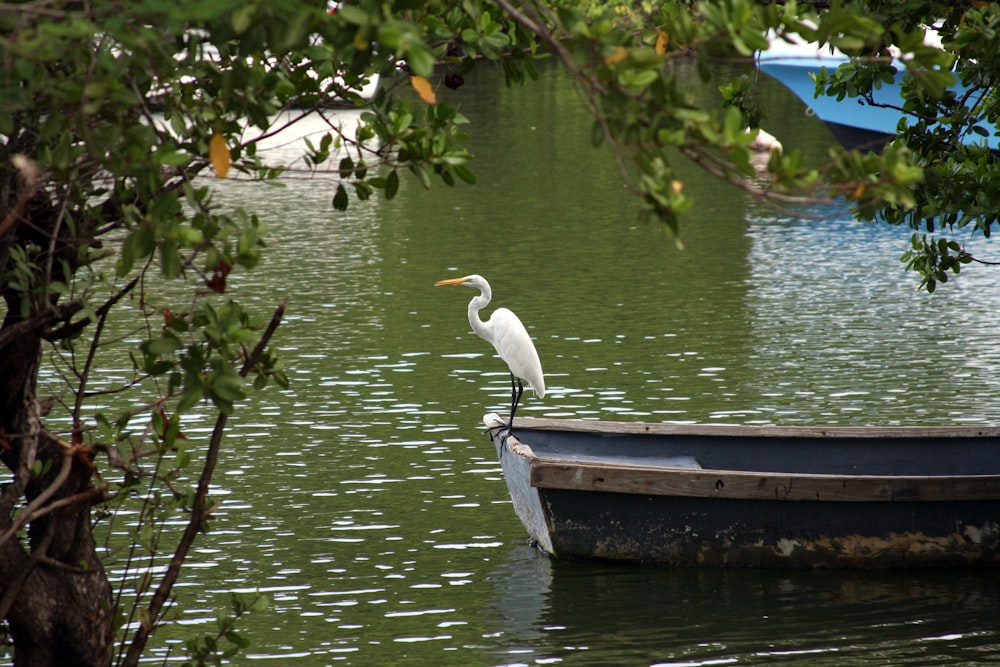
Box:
[467,286,492,341]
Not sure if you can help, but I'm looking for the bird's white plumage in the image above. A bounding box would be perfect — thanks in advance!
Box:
[484,306,545,398]
[435,274,545,398]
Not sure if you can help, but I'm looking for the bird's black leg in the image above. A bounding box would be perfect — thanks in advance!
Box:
[505,373,523,430]
[509,375,524,430]
[499,373,523,457]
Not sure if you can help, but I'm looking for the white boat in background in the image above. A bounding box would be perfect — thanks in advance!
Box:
[318,68,380,108]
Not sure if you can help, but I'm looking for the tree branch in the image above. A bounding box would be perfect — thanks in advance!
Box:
[0,300,80,352]
[120,297,287,667]
[0,154,40,238]
[16,482,107,528]
[0,440,74,549]
[70,276,140,440]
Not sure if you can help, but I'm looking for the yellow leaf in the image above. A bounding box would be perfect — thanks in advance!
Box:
[655,30,669,55]
[209,133,230,179]
[852,182,867,200]
[410,75,436,104]
[605,47,628,65]
[671,180,683,195]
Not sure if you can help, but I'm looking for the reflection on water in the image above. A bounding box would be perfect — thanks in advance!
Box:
[742,211,1000,425]
[491,548,1000,666]
[15,62,1000,666]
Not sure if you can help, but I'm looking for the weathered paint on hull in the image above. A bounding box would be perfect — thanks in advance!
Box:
[498,433,555,555]
[536,488,1000,568]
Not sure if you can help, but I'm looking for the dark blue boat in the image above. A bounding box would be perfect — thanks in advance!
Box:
[484,413,1000,568]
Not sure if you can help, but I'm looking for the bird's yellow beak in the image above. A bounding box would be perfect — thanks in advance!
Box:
[434,277,467,287]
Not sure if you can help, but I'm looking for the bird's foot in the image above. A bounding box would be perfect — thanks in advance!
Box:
[498,423,514,459]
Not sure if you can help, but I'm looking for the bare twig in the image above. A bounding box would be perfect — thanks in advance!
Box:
[120,298,287,667]
[71,277,140,439]
[15,482,108,527]
[0,440,74,549]
[679,145,832,208]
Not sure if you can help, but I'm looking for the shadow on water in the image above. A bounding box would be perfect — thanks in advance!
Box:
[491,545,1000,666]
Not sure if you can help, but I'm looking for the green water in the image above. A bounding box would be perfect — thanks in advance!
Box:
[14,61,1000,665]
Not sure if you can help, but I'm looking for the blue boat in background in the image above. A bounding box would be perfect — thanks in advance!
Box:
[757,37,1000,152]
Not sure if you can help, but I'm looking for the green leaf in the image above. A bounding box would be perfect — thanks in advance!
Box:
[354,181,373,200]
[333,184,349,210]
[338,155,355,179]
[231,4,255,34]
[119,224,155,276]
[409,162,431,189]
[406,43,436,78]
[337,5,373,27]
[0,110,13,136]
[144,332,183,356]
[177,384,205,412]
[453,164,476,184]
[156,150,192,167]
[160,239,182,279]
[210,371,246,411]
[385,170,399,199]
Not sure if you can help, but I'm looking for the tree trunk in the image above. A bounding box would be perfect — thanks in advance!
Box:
[1,315,114,666]
[5,551,115,667]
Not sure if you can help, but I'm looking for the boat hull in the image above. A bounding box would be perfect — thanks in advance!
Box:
[757,44,1000,151]
[527,488,999,568]
[485,414,1000,568]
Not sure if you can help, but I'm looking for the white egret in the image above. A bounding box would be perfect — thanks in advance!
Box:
[435,274,545,434]
[746,127,783,153]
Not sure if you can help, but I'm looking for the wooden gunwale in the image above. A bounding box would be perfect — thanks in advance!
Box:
[511,416,1000,439]
[527,459,1000,502]
[487,415,1000,503]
